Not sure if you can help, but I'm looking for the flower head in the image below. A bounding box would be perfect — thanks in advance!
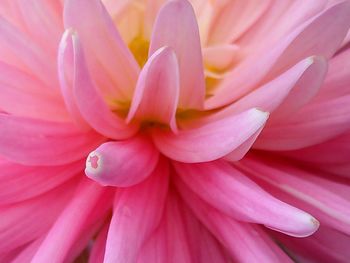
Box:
[1,0,350,262]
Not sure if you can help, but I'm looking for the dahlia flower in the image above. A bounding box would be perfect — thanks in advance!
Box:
[1,0,350,262]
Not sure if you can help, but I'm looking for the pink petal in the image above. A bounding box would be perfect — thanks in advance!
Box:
[85,136,159,187]
[273,226,350,263]
[149,0,205,110]
[0,16,57,87]
[11,237,44,263]
[104,159,169,263]
[32,179,113,263]
[68,31,138,139]
[255,94,350,150]
[203,44,239,70]
[0,179,76,254]
[207,56,326,123]
[207,0,271,44]
[176,178,292,263]
[0,157,83,205]
[89,223,109,263]
[64,0,139,100]
[173,161,319,237]
[238,156,350,235]
[207,1,350,108]
[127,47,179,131]
[57,29,89,128]
[152,108,268,163]
[0,114,104,166]
[0,61,69,122]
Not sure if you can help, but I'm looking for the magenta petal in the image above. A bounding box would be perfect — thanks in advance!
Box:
[104,160,169,263]
[67,31,138,140]
[32,179,113,263]
[127,47,179,131]
[85,136,159,187]
[152,108,268,163]
[174,161,319,237]
[149,0,205,110]
[0,114,104,166]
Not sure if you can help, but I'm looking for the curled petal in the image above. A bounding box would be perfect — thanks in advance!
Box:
[174,161,319,237]
[152,108,268,163]
[150,0,205,110]
[85,136,159,187]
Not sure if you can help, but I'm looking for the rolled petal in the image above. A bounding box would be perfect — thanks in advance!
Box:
[67,31,137,139]
[104,159,169,263]
[0,114,104,166]
[152,108,268,163]
[238,157,350,235]
[64,0,139,100]
[127,47,179,132]
[85,136,159,187]
[32,179,113,263]
[149,0,205,110]
[207,1,350,108]
[175,178,292,263]
[173,161,319,237]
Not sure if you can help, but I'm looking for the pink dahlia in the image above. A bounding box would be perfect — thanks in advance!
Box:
[1,0,350,262]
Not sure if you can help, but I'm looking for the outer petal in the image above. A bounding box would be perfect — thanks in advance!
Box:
[152,108,268,163]
[255,94,350,150]
[85,136,159,187]
[149,0,205,110]
[238,156,350,235]
[64,0,139,100]
[0,114,104,166]
[175,178,292,263]
[207,1,350,108]
[173,161,319,237]
[67,31,137,139]
[0,179,76,254]
[104,159,169,263]
[0,61,69,122]
[32,179,113,263]
[0,158,83,205]
[127,47,179,132]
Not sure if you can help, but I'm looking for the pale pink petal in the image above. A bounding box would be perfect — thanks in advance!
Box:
[69,32,138,139]
[32,179,113,263]
[127,47,179,131]
[0,61,69,122]
[104,159,169,263]
[152,108,268,163]
[209,56,327,122]
[173,161,319,237]
[0,179,76,254]
[149,0,205,110]
[85,136,159,187]
[0,157,83,205]
[0,16,57,87]
[15,0,63,56]
[238,157,350,235]
[0,114,104,166]
[57,29,89,128]
[203,44,239,70]
[207,1,350,108]
[64,0,139,100]
[255,94,350,150]
[176,178,292,263]
[207,0,271,44]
